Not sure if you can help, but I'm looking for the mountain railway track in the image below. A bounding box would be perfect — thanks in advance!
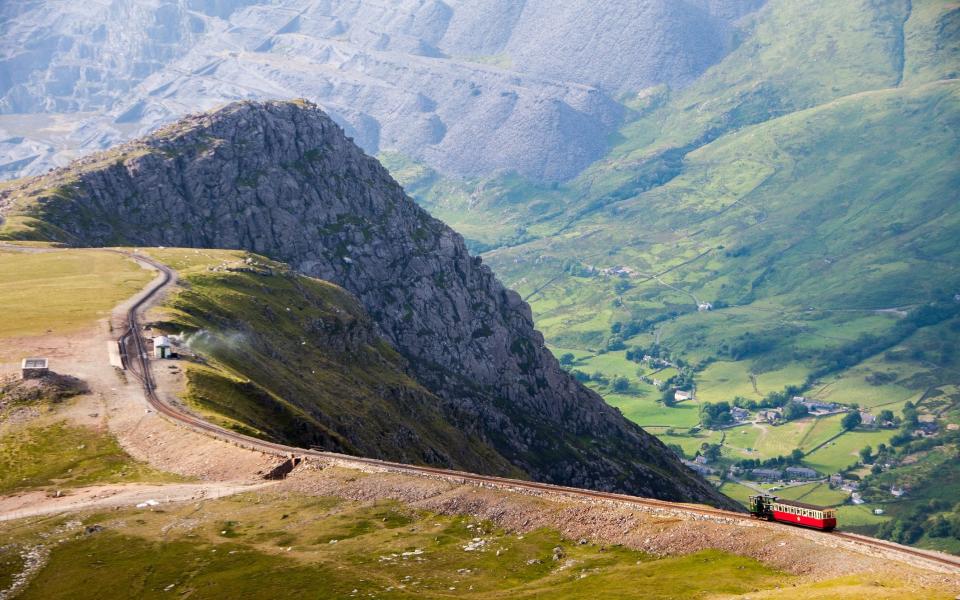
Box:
[118,251,960,574]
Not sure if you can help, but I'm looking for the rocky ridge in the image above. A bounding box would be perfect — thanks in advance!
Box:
[0,100,737,509]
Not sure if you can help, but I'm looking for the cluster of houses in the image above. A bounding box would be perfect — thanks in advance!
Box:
[744,465,819,482]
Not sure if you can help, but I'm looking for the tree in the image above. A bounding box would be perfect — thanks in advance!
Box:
[702,443,722,461]
[612,376,630,392]
[859,445,873,464]
[790,448,804,464]
[667,443,685,459]
[842,411,862,431]
[879,409,895,424]
[928,516,951,538]
[559,353,576,366]
[662,388,677,407]
[783,401,809,421]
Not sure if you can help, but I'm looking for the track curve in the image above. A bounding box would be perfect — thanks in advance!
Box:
[117,251,960,573]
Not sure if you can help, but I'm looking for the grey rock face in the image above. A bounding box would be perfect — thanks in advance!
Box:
[2,100,738,509]
[0,0,763,182]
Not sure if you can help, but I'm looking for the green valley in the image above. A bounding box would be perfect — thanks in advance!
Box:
[386,0,960,550]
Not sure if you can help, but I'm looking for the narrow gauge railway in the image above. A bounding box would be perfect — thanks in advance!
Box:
[119,251,960,573]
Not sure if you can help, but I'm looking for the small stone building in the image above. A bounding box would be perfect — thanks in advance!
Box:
[153,336,171,359]
[21,357,49,379]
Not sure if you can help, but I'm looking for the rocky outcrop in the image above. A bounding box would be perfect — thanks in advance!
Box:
[0,100,738,509]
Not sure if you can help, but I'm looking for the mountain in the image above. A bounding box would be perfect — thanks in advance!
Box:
[152,249,521,475]
[0,99,736,508]
[386,0,960,553]
[0,0,764,182]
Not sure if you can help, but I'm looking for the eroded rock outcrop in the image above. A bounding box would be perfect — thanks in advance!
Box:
[0,100,738,509]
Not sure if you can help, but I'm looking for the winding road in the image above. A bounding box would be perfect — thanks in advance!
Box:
[118,251,960,574]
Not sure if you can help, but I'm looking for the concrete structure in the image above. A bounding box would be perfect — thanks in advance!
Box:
[153,335,171,359]
[20,357,49,379]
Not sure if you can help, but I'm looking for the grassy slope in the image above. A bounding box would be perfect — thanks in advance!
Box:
[2,491,951,600]
[0,421,181,494]
[145,249,519,477]
[0,248,151,341]
[0,248,182,492]
[382,2,960,554]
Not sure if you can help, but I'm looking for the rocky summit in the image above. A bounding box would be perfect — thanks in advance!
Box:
[0,100,736,509]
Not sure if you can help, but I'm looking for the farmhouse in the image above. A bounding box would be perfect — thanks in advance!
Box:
[751,468,782,481]
[674,389,694,402]
[20,357,49,379]
[731,406,750,422]
[759,409,782,424]
[682,459,715,476]
[800,399,836,414]
[785,466,818,479]
[859,411,877,427]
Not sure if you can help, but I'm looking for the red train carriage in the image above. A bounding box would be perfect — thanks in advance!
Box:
[748,494,837,531]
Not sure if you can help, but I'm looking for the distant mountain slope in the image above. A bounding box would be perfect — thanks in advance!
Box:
[0,100,736,508]
[0,0,763,181]
[385,3,960,532]
[396,0,960,353]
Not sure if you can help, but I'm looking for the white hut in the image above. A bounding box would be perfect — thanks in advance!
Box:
[21,357,49,379]
[154,336,171,359]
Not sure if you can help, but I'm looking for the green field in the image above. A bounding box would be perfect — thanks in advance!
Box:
[0,248,151,341]
[0,421,183,494]
[773,483,848,507]
[718,481,758,505]
[1,492,795,600]
[803,428,898,474]
[3,490,951,599]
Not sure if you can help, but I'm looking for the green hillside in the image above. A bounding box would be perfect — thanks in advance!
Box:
[387,0,960,546]
[145,249,519,477]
